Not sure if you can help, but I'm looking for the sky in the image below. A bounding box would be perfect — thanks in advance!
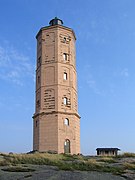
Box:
[0,0,135,155]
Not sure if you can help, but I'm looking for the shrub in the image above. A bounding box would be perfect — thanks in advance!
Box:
[1,166,35,172]
[98,157,117,163]
[0,160,10,166]
[123,163,135,170]
[117,153,135,158]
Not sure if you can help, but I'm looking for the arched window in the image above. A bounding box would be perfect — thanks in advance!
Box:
[64,139,70,153]
[63,53,68,61]
[64,118,69,126]
[63,72,67,80]
[63,97,68,105]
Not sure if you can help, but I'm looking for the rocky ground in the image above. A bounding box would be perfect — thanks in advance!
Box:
[0,153,135,180]
[0,165,127,180]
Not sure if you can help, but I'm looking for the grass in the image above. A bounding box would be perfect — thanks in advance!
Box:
[97,157,117,163]
[0,152,135,177]
[123,163,135,170]
[0,153,85,166]
[117,152,135,158]
[1,166,35,172]
[0,153,124,174]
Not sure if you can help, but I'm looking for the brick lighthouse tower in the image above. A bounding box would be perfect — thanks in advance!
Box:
[33,17,80,154]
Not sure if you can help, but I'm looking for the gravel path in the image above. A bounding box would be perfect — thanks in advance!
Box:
[0,165,127,180]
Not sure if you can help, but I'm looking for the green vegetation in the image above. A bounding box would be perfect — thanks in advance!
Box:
[0,153,85,166]
[97,157,117,163]
[0,152,135,177]
[2,166,35,172]
[123,163,135,170]
[117,152,135,158]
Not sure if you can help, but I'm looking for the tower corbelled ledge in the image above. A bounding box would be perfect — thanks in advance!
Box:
[33,17,80,154]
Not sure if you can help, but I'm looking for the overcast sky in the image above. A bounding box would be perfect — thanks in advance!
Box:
[0,0,135,155]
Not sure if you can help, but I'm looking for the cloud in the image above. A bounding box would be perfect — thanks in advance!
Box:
[87,77,103,95]
[120,68,129,77]
[113,68,129,79]
[83,65,104,95]
[0,43,34,85]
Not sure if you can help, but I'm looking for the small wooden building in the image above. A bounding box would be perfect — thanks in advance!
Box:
[96,148,120,156]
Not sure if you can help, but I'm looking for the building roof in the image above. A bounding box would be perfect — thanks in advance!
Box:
[36,18,76,40]
[96,148,120,151]
[49,17,63,26]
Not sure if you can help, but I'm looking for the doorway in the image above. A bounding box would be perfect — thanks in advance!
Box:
[64,139,70,153]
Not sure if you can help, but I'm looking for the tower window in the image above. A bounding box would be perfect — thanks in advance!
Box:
[63,53,68,61]
[36,100,40,108]
[38,57,41,67]
[38,76,40,83]
[63,97,68,105]
[36,120,38,127]
[63,37,66,42]
[63,72,67,80]
[64,118,69,126]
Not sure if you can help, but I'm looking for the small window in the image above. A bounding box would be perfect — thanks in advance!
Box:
[64,118,69,126]
[63,97,68,105]
[38,57,41,67]
[36,120,38,127]
[63,37,66,42]
[64,72,67,80]
[38,76,40,83]
[36,100,40,107]
[63,53,68,61]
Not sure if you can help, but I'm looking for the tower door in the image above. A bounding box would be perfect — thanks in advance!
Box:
[64,139,70,153]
